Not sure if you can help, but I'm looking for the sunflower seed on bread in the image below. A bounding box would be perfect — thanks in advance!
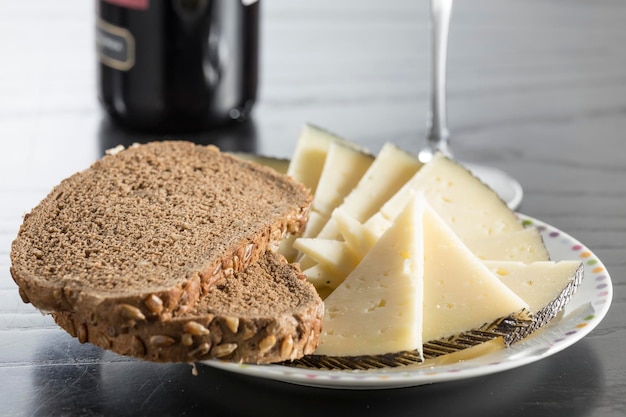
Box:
[53,251,323,363]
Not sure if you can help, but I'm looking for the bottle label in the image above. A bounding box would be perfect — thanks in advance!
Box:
[96,18,135,71]
[102,0,149,10]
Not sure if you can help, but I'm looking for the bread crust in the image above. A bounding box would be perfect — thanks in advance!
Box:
[11,141,312,329]
[53,252,324,364]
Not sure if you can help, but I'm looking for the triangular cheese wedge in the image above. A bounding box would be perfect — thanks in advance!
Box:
[373,153,524,241]
[421,205,529,341]
[310,141,373,220]
[299,211,328,239]
[314,196,425,357]
[484,260,583,313]
[315,142,422,239]
[313,207,548,294]
[332,208,378,259]
[292,238,359,278]
[286,124,344,194]
[281,125,360,262]
[301,264,337,300]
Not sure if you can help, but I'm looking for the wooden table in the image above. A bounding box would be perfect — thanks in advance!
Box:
[1,0,624,415]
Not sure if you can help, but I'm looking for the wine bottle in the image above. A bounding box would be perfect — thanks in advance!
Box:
[96,0,259,133]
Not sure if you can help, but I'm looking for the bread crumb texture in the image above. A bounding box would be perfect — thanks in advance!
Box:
[194,251,318,317]
[11,141,310,297]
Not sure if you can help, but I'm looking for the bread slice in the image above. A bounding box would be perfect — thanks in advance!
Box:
[10,141,312,328]
[52,251,324,363]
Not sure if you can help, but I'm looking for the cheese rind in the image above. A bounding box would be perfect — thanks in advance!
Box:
[314,196,425,357]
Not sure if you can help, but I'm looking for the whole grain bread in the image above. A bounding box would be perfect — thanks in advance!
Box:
[53,251,323,363]
[11,141,312,328]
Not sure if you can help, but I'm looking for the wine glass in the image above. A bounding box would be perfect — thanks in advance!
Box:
[418,0,523,210]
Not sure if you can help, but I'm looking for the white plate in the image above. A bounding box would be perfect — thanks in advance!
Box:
[201,215,612,389]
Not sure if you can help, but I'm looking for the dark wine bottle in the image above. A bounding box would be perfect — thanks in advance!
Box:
[96,0,259,133]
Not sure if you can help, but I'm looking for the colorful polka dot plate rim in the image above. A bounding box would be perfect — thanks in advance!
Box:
[201,214,613,390]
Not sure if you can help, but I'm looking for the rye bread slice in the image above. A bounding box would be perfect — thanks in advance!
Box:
[11,141,312,327]
[53,251,323,364]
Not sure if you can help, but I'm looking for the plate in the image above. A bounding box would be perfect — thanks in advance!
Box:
[200,215,612,389]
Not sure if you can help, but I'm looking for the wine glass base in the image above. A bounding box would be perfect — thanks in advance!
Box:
[463,163,523,210]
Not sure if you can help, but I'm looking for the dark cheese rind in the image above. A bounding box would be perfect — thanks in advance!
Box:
[507,263,584,344]
[287,310,533,370]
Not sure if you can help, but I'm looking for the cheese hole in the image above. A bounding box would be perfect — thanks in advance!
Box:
[366,299,387,312]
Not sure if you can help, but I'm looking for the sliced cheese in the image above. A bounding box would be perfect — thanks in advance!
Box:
[277,124,374,262]
[302,263,342,300]
[371,153,523,241]
[484,260,582,313]
[278,236,299,263]
[293,238,359,279]
[314,196,425,357]
[286,124,348,194]
[332,207,378,258]
[313,207,548,292]
[466,228,550,262]
[311,141,373,219]
[421,205,529,342]
[300,211,328,239]
[315,142,423,239]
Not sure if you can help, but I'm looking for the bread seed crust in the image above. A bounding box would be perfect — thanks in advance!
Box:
[51,251,324,364]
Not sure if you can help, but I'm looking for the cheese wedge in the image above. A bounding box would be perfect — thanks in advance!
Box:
[420,205,529,342]
[314,196,425,357]
[315,142,423,239]
[299,211,328,239]
[484,260,583,313]
[371,153,523,241]
[286,124,345,194]
[301,264,337,300]
[281,124,367,261]
[355,213,549,263]
[332,207,378,259]
[301,206,548,294]
[311,141,373,219]
[292,238,359,279]
[314,196,530,358]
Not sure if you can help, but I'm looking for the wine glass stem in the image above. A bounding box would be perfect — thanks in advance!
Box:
[420,0,454,162]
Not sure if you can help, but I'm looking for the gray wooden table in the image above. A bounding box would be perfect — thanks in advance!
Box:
[1,0,624,416]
